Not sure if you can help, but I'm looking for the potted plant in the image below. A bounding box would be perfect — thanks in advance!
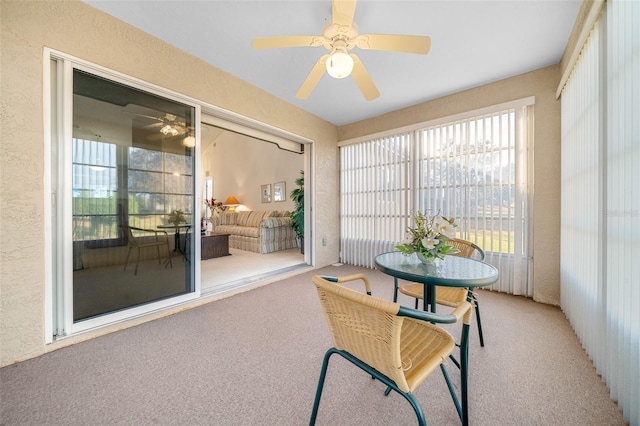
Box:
[168,209,186,226]
[290,170,304,254]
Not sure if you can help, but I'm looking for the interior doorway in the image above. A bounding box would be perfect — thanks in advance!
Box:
[198,121,308,293]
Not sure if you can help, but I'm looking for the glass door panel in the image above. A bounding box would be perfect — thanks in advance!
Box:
[72,69,196,322]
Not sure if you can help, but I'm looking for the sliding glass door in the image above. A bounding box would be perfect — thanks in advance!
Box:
[51,58,200,334]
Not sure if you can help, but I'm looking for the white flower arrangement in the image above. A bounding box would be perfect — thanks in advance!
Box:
[395,211,459,260]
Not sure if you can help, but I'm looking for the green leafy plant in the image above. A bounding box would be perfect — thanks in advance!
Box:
[395,211,459,260]
[168,209,186,226]
[290,170,304,251]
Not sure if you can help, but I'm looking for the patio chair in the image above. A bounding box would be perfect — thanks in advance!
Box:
[121,225,173,275]
[397,238,487,346]
[310,274,473,426]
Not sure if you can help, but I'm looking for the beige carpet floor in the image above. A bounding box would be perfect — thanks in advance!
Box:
[0,264,626,425]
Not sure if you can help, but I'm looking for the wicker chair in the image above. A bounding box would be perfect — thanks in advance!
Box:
[310,274,473,426]
[121,225,173,275]
[397,238,486,346]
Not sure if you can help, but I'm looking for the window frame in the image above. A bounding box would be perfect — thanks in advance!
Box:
[339,97,534,295]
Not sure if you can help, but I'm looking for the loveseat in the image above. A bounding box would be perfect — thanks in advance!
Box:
[211,210,298,254]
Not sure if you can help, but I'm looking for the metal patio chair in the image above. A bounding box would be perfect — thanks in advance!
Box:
[310,274,473,425]
[121,225,173,275]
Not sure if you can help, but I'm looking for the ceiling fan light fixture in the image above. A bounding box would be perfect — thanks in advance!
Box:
[160,124,179,136]
[326,50,354,79]
[182,134,196,148]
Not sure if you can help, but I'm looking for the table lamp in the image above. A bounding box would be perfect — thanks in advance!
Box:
[224,196,241,213]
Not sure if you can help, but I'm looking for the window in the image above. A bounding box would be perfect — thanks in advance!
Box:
[340,99,532,295]
[72,138,120,245]
[72,142,194,246]
[127,147,193,230]
[418,111,521,256]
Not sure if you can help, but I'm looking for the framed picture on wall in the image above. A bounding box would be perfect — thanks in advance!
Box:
[261,184,272,203]
[273,181,286,202]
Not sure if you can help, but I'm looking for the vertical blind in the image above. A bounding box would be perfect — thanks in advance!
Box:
[605,0,639,422]
[560,18,604,371]
[340,133,412,267]
[560,1,639,423]
[340,101,532,296]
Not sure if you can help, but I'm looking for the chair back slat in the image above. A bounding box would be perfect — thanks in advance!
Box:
[448,238,485,260]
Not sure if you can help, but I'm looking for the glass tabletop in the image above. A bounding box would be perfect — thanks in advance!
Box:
[374,251,499,288]
[158,224,192,232]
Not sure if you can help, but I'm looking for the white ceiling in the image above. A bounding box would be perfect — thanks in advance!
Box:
[83,0,581,126]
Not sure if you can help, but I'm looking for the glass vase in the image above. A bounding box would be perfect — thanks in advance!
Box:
[416,252,436,265]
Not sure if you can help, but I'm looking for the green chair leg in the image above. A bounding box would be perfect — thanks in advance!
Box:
[473,295,485,347]
[310,349,332,426]
[460,323,470,426]
[393,277,399,302]
[310,348,428,426]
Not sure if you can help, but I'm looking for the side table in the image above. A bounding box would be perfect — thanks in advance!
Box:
[201,232,230,260]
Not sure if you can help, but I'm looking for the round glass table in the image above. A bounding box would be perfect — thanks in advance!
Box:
[374,251,499,312]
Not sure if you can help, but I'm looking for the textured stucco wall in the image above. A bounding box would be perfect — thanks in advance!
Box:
[339,65,562,306]
[0,0,339,366]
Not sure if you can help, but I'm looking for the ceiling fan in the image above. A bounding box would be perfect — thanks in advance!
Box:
[142,113,189,137]
[132,112,196,146]
[252,0,431,101]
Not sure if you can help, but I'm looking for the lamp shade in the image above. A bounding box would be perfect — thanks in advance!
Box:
[224,196,241,205]
[325,51,354,79]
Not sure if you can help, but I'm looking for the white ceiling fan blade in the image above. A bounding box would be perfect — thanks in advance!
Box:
[356,34,431,55]
[350,54,379,101]
[296,54,329,99]
[252,36,325,49]
[126,112,160,121]
[332,0,357,27]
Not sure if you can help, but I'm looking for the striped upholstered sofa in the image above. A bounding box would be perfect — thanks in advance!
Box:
[211,210,298,254]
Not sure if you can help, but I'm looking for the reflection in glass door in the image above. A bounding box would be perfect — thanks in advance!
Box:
[71,69,196,323]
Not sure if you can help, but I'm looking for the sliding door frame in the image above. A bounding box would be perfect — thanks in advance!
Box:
[45,49,203,339]
[44,48,315,343]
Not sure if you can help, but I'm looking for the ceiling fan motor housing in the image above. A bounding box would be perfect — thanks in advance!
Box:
[321,21,359,51]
